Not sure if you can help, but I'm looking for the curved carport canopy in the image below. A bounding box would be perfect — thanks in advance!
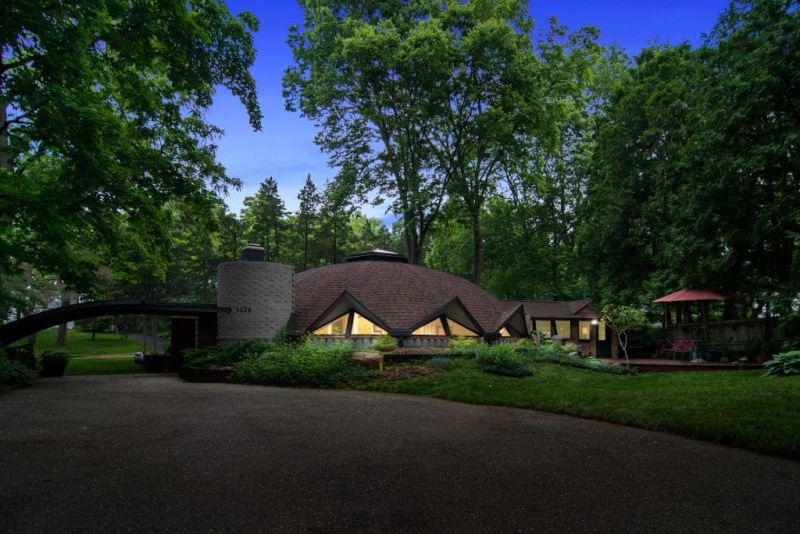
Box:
[0,300,227,347]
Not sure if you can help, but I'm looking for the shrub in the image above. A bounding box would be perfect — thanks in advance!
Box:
[0,352,37,386]
[513,338,536,348]
[778,314,800,351]
[230,339,371,387]
[184,339,274,367]
[763,351,800,377]
[40,351,71,365]
[371,334,396,352]
[448,336,479,352]
[473,344,532,377]
[426,356,456,371]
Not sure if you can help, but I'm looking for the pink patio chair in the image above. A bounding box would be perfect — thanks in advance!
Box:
[669,339,694,360]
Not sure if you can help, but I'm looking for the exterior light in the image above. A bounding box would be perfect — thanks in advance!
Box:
[591,319,599,325]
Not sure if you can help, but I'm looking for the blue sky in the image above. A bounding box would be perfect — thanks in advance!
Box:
[206,0,731,218]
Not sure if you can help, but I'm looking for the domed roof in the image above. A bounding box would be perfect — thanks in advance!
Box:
[291,259,507,335]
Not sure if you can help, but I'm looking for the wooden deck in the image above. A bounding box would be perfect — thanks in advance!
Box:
[598,358,763,373]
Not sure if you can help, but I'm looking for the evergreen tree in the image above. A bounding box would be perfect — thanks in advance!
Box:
[296,175,321,270]
[242,177,287,262]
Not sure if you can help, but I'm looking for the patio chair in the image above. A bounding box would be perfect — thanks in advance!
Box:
[668,339,694,360]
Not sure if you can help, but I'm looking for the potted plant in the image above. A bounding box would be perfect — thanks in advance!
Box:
[39,351,71,377]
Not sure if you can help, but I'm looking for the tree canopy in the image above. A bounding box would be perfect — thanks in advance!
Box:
[3,0,799,326]
[1,0,262,292]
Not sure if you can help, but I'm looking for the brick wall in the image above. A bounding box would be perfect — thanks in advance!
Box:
[216,261,293,345]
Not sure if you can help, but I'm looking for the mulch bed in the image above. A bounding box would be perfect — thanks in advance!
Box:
[375,365,437,381]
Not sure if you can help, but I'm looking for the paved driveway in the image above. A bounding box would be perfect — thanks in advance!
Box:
[1,375,798,533]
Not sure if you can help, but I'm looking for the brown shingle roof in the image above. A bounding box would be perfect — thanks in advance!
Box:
[291,261,505,335]
[504,299,599,320]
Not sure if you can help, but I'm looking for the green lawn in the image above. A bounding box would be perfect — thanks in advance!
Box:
[359,362,800,458]
[66,357,141,375]
[19,329,142,357]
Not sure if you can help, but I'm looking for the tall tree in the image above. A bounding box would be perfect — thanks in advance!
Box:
[581,0,800,311]
[0,0,262,292]
[241,177,287,262]
[219,210,247,262]
[284,0,456,264]
[296,174,320,270]
[425,2,544,284]
[318,180,354,264]
[700,0,800,309]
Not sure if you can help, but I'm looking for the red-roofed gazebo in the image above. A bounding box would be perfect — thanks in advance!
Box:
[654,288,727,303]
[654,288,732,345]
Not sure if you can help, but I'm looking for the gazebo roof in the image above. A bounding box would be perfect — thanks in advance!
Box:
[653,288,728,303]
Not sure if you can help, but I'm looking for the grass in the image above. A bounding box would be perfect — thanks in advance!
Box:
[66,357,140,375]
[358,361,800,458]
[16,329,142,357]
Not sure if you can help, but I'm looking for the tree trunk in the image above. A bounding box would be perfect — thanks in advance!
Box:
[619,331,629,366]
[332,226,338,264]
[56,322,67,346]
[0,102,8,171]
[56,289,71,346]
[303,231,308,271]
[471,213,482,285]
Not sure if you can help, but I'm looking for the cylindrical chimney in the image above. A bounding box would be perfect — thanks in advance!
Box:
[241,243,266,262]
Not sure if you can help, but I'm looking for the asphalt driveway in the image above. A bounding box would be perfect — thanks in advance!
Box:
[1,375,798,533]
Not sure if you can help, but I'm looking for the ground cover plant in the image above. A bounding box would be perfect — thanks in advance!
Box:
[13,329,142,357]
[518,343,637,376]
[229,338,370,387]
[763,351,800,377]
[358,363,800,458]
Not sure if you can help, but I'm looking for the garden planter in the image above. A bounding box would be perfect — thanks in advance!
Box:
[179,365,232,383]
[39,361,68,378]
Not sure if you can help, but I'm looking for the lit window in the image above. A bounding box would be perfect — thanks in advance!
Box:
[578,321,591,341]
[534,320,552,335]
[499,327,511,337]
[448,319,478,337]
[555,320,571,338]
[314,314,348,336]
[351,312,386,335]
[412,318,447,336]
[597,321,606,341]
